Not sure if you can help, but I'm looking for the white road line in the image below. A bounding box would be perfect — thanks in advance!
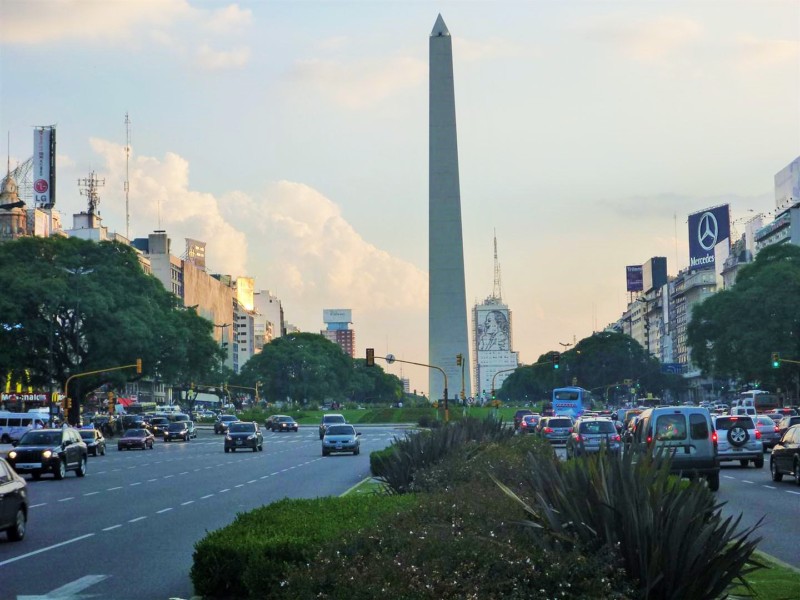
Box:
[179,471,189,475]
[742,480,754,484]
[723,475,735,479]
[260,475,269,479]
[29,503,47,508]
[235,484,244,488]
[103,524,122,531]
[247,479,257,484]
[148,478,158,482]
[163,474,174,479]
[0,533,95,567]
[127,466,136,469]
[112,468,121,472]
[763,485,777,489]
[107,486,122,491]
[58,497,75,502]
[219,488,230,493]
[200,494,214,499]
[129,516,147,523]
[181,500,195,506]
[787,490,800,496]
[130,482,142,486]
[270,472,280,476]
[156,508,173,514]
[84,491,100,496]
[95,471,106,474]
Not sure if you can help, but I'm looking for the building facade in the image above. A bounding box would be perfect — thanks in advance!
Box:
[320,309,355,358]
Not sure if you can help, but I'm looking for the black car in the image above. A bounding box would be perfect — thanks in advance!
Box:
[164,422,192,442]
[0,456,27,541]
[214,415,239,435]
[79,428,107,456]
[272,416,299,432]
[770,424,800,485]
[148,417,171,436]
[225,422,263,452]
[7,428,88,480]
[777,415,800,437]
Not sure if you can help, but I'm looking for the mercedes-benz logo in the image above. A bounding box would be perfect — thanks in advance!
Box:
[697,212,718,251]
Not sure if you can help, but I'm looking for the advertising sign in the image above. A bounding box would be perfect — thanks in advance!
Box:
[626,265,643,292]
[33,127,56,209]
[688,204,730,270]
[323,309,352,323]
[476,307,511,353]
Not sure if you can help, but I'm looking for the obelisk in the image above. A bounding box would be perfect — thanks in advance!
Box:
[429,14,472,404]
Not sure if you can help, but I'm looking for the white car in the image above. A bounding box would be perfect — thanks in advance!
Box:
[712,415,763,468]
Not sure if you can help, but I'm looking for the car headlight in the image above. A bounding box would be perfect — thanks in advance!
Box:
[247,435,255,440]
[43,450,53,459]
[8,450,16,459]
[225,435,232,441]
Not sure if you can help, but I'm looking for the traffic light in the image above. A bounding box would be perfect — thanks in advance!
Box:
[456,353,463,366]
[552,352,560,369]
[136,358,142,374]
[366,348,375,367]
[771,352,780,368]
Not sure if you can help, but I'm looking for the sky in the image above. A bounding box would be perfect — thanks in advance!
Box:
[1,1,798,395]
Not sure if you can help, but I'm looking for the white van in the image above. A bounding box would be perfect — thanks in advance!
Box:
[0,412,45,443]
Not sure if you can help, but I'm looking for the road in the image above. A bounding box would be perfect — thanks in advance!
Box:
[0,426,402,600]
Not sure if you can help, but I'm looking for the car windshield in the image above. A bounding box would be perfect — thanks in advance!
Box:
[324,415,346,424]
[579,420,616,434]
[124,429,146,437]
[715,417,754,430]
[79,431,96,440]
[168,423,186,431]
[229,423,255,433]
[326,425,354,436]
[220,415,237,422]
[549,418,572,427]
[20,431,61,446]
[277,417,294,423]
[151,418,169,425]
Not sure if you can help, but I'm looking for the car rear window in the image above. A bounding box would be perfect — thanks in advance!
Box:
[654,414,687,441]
[579,420,615,434]
[689,413,709,439]
[715,417,754,430]
[549,418,572,427]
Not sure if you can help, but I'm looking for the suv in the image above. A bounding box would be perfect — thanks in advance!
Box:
[319,414,346,440]
[513,409,534,430]
[7,427,88,480]
[538,416,573,444]
[712,415,763,468]
[164,422,192,442]
[214,415,239,435]
[630,407,720,491]
[566,418,621,458]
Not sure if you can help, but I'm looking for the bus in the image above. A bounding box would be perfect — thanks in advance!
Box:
[736,390,780,413]
[552,387,593,419]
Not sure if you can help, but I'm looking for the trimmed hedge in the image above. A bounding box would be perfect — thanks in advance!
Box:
[191,494,418,599]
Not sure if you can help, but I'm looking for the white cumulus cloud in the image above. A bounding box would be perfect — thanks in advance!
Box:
[583,15,703,64]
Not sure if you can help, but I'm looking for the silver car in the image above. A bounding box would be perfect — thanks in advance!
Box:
[712,415,763,468]
[755,415,781,450]
[321,424,361,456]
[566,418,621,458]
[538,416,573,444]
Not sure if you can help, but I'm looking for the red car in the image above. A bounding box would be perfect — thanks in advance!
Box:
[117,428,155,451]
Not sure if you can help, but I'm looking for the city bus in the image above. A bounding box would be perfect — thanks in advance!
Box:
[552,387,593,419]
[736,390,780,413]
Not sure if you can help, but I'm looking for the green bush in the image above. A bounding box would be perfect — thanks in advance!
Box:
[496,449,764,600]
[191,494,418,598]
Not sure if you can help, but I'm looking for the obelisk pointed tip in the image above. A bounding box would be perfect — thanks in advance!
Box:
[431,14,450,37]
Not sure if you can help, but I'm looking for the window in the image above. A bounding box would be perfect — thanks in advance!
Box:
[689,413,709,439]
[655,414,687,441]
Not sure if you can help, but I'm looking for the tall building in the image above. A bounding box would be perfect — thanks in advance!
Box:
[429,14,472,402]
[254,290,285,349]
[473,235,518,401]
[321,309,355,358]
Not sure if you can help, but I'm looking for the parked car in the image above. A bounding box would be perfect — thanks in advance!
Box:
[629,406,720,491]
[513,409,534,430]
[79,428,106,456]
[770,425,800,485]
[7,428,88,479]
[0,456,27,541]
[224,422,263,452]
[755,415,781,451]
[272,416,299,432]
[322,424,361,456]
[537,416,573,444]
[518,414,540,434]
[164,422,192,442]
[566,418,621,458]
[776,415,800,438]
[319,414,346,440]
[118,428,155,451]
[214,415,239,435]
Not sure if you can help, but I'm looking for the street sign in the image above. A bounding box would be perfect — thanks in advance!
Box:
[385,354,396,364]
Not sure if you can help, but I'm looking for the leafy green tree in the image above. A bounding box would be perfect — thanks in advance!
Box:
[688,244,800,399]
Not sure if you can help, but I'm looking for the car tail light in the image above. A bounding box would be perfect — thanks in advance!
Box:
[612,434,621,442]
[646,435,652,444]
[774,426,780,433]
[568,427,573,433]
[755,430,761,440]
[712,431,718,443]
[574,434,583,442]
[544,427,553,434]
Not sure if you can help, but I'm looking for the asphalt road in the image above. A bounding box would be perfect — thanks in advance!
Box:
[0,426,403,600]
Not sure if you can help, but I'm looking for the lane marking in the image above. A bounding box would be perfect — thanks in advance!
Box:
[29,503,47,508]
[58,497,75,502]
[84,491,100,496]
[163,474,174,479]
[742,480,754,484]
[107,486,122,491]
[179,471,189,475]
[181,500,195,506]
[103,524,122,531]
[247,479,257,484]
[129,516,147,523]
[787,490,800,496]
[130,482,142,486]
[235,484,244,488]
[0,533,95,567]
[147,478,158,482]
[200,494,214,499]
[762,485,777,489]
[219,488,230,493]
[157,508,173,514]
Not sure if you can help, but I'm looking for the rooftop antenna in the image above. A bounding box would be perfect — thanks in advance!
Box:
[124,112,131,239]
[492,229,503,302]
[78,171,105,216]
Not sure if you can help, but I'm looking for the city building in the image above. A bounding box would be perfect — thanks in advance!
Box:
[254,290,285,351]
[428,14,472,402]
[320,309,355,358]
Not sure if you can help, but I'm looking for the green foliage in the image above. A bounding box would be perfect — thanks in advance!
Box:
[496,449,764,600]
[191,494,418,598]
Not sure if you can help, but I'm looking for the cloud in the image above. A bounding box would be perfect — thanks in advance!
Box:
[583,15,703,64]
[735,34,800,69]
[196,44,250,70]
[202,4,252,34]
[286,55,426,109]
[87,140,426,322]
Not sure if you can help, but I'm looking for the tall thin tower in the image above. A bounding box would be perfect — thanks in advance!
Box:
[429,14,472,402]
[124,112,131,240]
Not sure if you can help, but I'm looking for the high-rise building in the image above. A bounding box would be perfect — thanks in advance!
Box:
[321,309,355,357]
[429,14,472,402]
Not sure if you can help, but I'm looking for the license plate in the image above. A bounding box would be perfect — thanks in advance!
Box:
[336,445,343,449]
[16,463,41,469]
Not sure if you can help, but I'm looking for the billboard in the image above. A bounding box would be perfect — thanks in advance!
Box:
[626,265,643,292]
[323,309,352,324]
[688,204,730,270]
[33,126,56,209]
[476,307,511,353]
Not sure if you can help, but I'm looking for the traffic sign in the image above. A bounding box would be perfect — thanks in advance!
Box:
[385,354,396,364]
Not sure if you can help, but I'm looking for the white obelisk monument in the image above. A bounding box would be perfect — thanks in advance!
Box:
[429,14,472,404]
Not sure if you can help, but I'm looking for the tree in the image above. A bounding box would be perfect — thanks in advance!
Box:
[687,244,800,399]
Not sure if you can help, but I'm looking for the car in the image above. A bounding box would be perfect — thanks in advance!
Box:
[0,457,27,541]
[319,414,346,440]
[566,418,621,458]
[7,427,88,480]
[169,413,191,423]
[214,415,239,435]
[121,415,146,430]
[265,414,287,430]
[148,416,171,436]
[164,422,192,442]
[629,407,720,490]
[79,428,106,456]
[118,428,155,450]
[185,421,197,439]
[770,425,800,485]
[518,414,540,434]
[713,415,763,468]
[754,415,781,451]
[537,416,573,444]
[533,416,550,435]
[513,409,534,430]
[224,422,263,452]
[322,424,361,456]
[272,416,299,432]
[776,415,800,438]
